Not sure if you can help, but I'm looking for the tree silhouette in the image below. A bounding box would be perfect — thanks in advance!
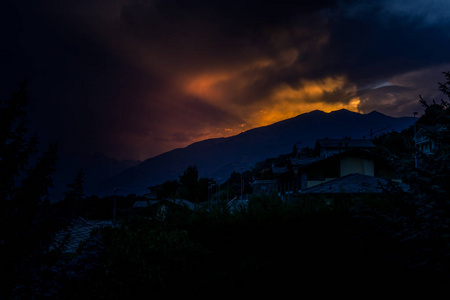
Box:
[179,165,199,187]
[64,169,85,217]
[0,81,37,205]
[0,82,60,298]
[65,169,85,200]
[418,72,450,127]
[178,165,200,202]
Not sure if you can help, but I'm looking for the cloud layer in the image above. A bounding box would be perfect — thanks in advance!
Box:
[4,0,450,160]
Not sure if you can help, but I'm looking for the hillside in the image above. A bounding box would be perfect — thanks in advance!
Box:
[92,109,415,196]
[50,153,141,202]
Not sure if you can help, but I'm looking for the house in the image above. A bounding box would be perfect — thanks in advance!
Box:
[50,217,113,254]
[251,179,278,196]
[254,138,399,197]
[314,138,375,158]
[293,148,399,190]
[271,164,287,175]
[414,124,449,154]
[414,127,435,154]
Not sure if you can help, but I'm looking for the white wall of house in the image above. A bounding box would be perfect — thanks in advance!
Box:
[340,157,374,177]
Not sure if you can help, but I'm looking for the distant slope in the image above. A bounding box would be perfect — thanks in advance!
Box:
[94,109,415,196]
[50,152,140,202]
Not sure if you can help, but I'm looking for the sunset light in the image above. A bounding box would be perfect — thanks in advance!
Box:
[4,1,450,296]
[4,0,450,161]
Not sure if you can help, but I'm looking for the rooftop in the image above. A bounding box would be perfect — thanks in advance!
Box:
[315,138,375,148]
[300,173,409,194]
[51,218,112,254]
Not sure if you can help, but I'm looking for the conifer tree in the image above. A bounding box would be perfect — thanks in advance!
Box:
[65,169,85,200]
[0,83,60,298]
[178,165,200,202]
[64,169,85,217]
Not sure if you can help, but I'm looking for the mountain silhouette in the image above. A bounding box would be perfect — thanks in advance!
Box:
[92,109,415,196]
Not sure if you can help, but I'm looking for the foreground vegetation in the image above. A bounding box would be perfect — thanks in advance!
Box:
[49,190,450,298]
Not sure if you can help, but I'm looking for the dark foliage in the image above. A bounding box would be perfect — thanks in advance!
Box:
[372,130,414,159]
[0,83,67,298]
[152,179,180,199]
[54,186,450,298]
[65,170,85,202]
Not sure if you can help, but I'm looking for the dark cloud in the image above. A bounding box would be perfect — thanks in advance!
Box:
[357,64,450,117]
[325,0,450,84]
[3,0,450,160]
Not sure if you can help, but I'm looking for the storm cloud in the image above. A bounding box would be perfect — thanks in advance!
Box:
[3,0,450,160]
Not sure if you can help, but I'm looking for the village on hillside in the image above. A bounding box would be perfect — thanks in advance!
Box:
[141,114,448,213]
[56,102,450,258]
[3,79,450,298]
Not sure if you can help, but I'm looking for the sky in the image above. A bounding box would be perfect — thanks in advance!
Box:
[2,0,450,161]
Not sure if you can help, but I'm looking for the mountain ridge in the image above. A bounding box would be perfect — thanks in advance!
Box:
[91,109,415,197]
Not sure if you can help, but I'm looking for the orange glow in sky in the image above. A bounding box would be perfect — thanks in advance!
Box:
[185,72,232,102]
[258,76,361,125]
[182,72,361,139]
